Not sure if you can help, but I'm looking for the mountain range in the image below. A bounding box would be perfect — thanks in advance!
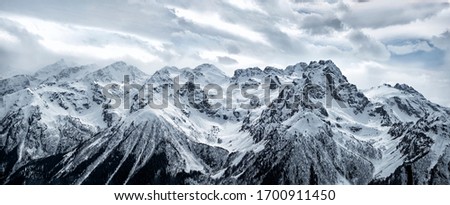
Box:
[1,59,449,185]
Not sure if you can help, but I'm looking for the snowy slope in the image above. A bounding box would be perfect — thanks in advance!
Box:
[1,59,450,185]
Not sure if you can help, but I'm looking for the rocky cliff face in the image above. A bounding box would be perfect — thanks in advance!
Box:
[1,60,449,184]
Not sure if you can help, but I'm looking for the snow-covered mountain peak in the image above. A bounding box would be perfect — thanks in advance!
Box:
[147,64,230,86]
[364,83,426,102]
[0,74,37,96]
[160,66,181,74]
[2,60,450,185]
[86,61,149,84]
[285,62,308,75]
[393,83,424,98]
[43,64,99,83]
[146,67,178,85]
[103,61,145,71]
[364,84,404,100]
[303,60,345,80]
[33,59,74,81]
[193,63,221,73]
[110,61,127,67]
[192,63,229,84]
[263,66,285,76]
[231,67,264,82]
[48,58,73,68]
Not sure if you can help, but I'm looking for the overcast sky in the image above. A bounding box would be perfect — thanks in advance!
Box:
[0,0,449,106]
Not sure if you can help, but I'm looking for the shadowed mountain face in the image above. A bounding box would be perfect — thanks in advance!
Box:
[1,60,449,185]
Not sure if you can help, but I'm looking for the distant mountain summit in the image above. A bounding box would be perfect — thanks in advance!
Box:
[1,60,449,184]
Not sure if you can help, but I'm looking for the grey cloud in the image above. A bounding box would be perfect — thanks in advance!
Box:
[172,15,254,46]
[0,0,448,106]
[342,1,450,29]
[170,30,231,59]
[431,31,450,69]
[0,15,175,76]
[265,1,347,35]
[348,30,390,61]
[217,56,238,65]
[387,40,434,56]
[431,31,450,50]
[0,18,58,75]
[301,14,344,34]
[292,0,338,3]
[0,0,181,40]
[226,45,240,54]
